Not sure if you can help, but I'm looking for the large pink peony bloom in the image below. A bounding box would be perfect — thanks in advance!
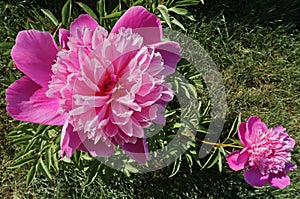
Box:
[6,6,181,164]
[226,116,296,189]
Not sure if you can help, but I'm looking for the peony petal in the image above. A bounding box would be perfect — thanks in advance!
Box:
[121,138,150,164]
[70,14,99,36]
[237,148,250,165]
[59,28,70,50]
[238,122,248,147]
[226,150,247,171]
[152,41,181,76]
[6,76,67,125]
[246,116,263,136]
[252,121,268,134]
[11,30,59,87]
[287,136,296,148]
[111,6,162,45]
[83,138,115,157]
[283,162,297,172]
[61,121,86,157]
[243,168,269,187]
[268,172,291,189]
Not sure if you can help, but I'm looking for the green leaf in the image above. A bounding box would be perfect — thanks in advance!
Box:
[173,0,200,7]
[3,49,11,56]
[132,0,144,6]
[185,153,193,173]
[0,42,13,50]
[24,139,38,154]
[62,0,72,26]
[206,150,220,169]
[169,7,187,15]
[41,9,59,26]
[157,5,172,28]
[26,164,37,186]
[169,7,195,21]
[45,147,52,170]
[51,148,59,173]
[85,160,101,186]
[169,155,182,177]
[171,17,186,31]
[97,0,105,25]
[102,11,123,19]
[218,151,223,172]
[76,2,98,21]
[10,155,38,169]
[125,164,139,173]
[38,158,52,180]
[10,135,33,145]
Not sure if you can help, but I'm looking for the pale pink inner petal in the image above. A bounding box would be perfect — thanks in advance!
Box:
[45,10,180,163]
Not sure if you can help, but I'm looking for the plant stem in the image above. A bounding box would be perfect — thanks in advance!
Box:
[195,138,243,149]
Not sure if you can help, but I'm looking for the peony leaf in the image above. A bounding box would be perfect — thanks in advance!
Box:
[157,5,172,28]
[38,158,52,180]
[102,11,123,19]
[41,9,59,26]
[84,160,101,186]
[0,42,13,50]
[62,0,72,26]
[10,154,38,169]
[173,0,200,7]
[169,155,182,177]
[171,17,186,31]
[26,164,37,186]
[76,2,98,21]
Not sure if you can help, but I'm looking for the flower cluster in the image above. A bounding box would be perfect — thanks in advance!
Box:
[226,116,296,189]
[6,6,181,164]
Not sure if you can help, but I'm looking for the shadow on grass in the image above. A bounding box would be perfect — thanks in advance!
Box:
[193,0,300,30]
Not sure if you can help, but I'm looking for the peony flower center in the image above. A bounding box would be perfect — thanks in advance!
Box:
[97,72,118,96]
[248,129,292,175]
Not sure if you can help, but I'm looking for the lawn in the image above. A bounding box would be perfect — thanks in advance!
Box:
[0,0,299,198]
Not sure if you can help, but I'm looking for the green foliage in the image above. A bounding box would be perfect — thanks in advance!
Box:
[7,124,61,184]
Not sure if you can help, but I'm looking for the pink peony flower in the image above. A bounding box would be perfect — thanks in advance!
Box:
[226,116,297,189]
[6,6,181,164]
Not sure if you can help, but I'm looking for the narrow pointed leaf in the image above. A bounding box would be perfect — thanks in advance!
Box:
[26,164,37,186]
[157,5,172,28]
[76,2,98,21]
[62,0,72,26]
[10,155,38,169]
[38,158,52,180]
[41,9,59,26]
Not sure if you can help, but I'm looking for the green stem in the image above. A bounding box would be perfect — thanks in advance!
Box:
[195,138,243,149]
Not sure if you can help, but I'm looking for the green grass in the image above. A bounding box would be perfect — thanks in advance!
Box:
[1,0,299,198]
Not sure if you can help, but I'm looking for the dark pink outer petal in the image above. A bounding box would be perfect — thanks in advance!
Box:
[70,14,99,36]
[6,76,67,125]
[121,138,150,164]
[11,30,59,88]
[226,150,247,171]
[238,122,248,147]
[61,122,86,157]
[243,168,269,187]
[59,28,70,50]
[237,148,250,165]
[152,41,181,75]
[111,6,162,45]
[268,172,291,189]
[246,116,267,142]
[283,162,297,172]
